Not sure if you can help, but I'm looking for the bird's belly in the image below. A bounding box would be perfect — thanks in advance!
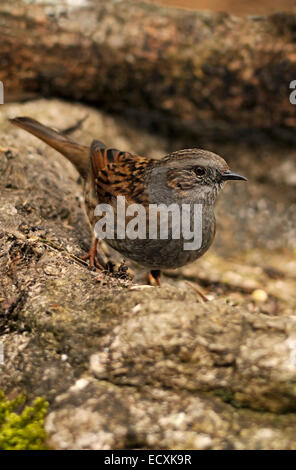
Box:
[105,218,215,269]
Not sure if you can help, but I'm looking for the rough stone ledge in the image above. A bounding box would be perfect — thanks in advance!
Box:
[1,99,296,450]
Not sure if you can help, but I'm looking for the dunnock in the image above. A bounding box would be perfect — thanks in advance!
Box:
[10,117,247,285]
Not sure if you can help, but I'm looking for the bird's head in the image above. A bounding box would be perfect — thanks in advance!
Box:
[147,149,247,205]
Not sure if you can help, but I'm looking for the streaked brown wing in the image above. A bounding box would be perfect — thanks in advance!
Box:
[90,140,154,206]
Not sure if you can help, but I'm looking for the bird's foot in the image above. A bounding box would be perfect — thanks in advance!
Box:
[147,269,161,287]
[80,239,105,270]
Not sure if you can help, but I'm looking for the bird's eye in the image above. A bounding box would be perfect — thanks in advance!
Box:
[195,166,206,177]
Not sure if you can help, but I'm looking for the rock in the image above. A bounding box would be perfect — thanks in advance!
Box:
[0,99,296,449]
[252,289,268,303]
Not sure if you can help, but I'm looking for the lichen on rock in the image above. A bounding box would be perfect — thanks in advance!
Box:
[0,392,48,450]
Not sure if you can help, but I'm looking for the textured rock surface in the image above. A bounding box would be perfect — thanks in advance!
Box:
[0,99,296,449]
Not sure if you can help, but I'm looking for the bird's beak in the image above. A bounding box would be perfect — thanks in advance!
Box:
[222,169,247,181]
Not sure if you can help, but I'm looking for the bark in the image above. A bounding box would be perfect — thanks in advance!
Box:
[1,0,296,140]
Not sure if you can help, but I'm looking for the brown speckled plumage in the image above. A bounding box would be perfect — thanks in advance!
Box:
[90,140,153,205]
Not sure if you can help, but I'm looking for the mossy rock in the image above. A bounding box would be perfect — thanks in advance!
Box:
[0,391,48,450]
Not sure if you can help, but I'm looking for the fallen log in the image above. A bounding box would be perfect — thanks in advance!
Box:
[1,0,296,140]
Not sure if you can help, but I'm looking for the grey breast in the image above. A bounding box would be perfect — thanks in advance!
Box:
[105,204,215,269]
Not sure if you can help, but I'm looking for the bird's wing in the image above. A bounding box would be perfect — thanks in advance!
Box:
[90,140,154,205]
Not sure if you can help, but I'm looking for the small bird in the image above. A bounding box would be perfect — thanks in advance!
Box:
[10,117,247,286]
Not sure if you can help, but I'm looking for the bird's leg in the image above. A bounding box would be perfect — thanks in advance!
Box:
[148,269,161,287]
[80,238,104,270]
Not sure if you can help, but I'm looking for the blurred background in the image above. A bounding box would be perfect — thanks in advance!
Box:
[150,0,296,15]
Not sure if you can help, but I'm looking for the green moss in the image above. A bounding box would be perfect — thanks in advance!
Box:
[214,389,268,412]
[0,391,48,450]
[214,389,249,409]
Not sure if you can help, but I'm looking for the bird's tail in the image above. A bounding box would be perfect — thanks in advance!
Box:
[9,116,90,178]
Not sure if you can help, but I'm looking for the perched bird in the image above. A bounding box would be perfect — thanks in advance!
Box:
[10,117,247,285]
